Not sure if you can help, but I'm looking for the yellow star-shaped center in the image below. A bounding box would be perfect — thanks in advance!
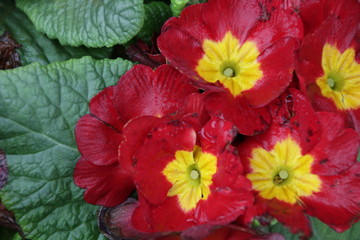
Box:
[162,146,217,212]
[196,31,263,97]
[247,137,321,204]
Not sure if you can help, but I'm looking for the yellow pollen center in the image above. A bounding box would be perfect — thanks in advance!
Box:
[190,169,200,180]
[162,146,217,212]
[223,67,235,77]
[279,169,289,179]
[316,43,360,110]
[247,137,321,204]
[327,77,335,89]
[196,31,263,97]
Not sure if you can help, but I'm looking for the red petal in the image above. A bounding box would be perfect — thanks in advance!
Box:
[299,0,360,35]
[196,176,253,226]
[244,39,299,106]
[75,115,122,165]
[114,64,197,119]
[119,116,164,174]
[133,194,193,232]
[183,93,210,126]
[73,158,134,207]
[205,92,271,136]
[311,112,360,175]
[89,86,126,132]
[247,7,302,52]
[269,88,322,154]
[199,115,238,154]
[303,163,360,232]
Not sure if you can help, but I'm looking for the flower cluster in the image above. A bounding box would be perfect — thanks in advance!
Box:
[74,0,360,239]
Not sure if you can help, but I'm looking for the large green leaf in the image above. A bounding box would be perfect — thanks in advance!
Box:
[137,1,172,42]
[0,57,133,240]
[269,217,360,239]
[0,0,112,66]
[310,217,360,240]
[16,0,145,48]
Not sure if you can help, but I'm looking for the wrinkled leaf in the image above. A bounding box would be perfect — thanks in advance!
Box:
[0,32,21,70]
[137,1,172,42]
[16,0,145,48]
[0,56,133,240]
[171,0,190,16]
[0,0,112,66]
[310,217,360,240]
[269,217,360,240]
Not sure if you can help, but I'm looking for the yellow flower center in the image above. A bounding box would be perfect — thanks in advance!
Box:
[247,137,321,204]
[316,43,360,110]
[162,146,217,212]
[196,31,263,97]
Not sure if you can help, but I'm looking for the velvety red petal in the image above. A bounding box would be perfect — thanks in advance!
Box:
[119,116,164,174]
[299,0,360,35]
[133,195,194,232]
[244,39,299,106]
[205,92,271,136]
[303,163,360,232]
[247,7,302,53]
[196,176,253,226]
[199,115,238,154]
[183,93,210,127]
[73,157,134,207]
[311,112,360,175]
[133,120,196,205]
[201,0,260,43]
[268,88,322,154]
[89,86,126,132]
[114,65,197,119]
[75,115,122,165]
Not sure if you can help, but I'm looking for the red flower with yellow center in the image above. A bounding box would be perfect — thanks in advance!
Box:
[73,64,199,207]
[195,31,263,97]
[120,115,253,232]
[239,89,360,236]
[158,0,303,135]
[296,1,360,133]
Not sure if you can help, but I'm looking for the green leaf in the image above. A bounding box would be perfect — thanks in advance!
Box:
[171,0,190,16]
[269,217,360,239]
[0,0,112,66]
[16,0,145,48]
[0,57,133,240]
[137,2,172,42]
[310,217,360,240]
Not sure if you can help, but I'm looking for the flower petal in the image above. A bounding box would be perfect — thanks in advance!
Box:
[303,163,360,232]
[205,92,271,136]
[89,86,126,132]
[75,114,122,165]
[73,157,134,207]
[114,64,197,119]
